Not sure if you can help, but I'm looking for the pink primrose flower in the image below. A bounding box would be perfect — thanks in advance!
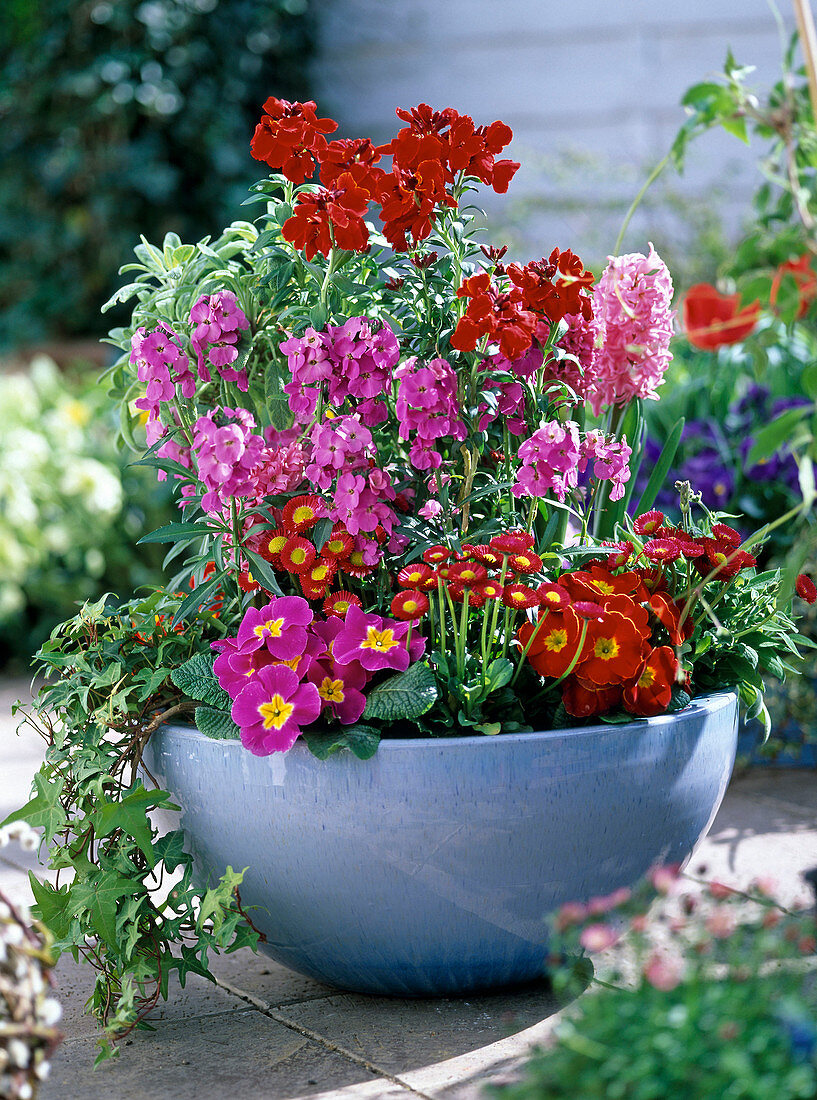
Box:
[332,604,425,672]
[231,664,322,755]
[236,595,314,660]
[307,657,368,725]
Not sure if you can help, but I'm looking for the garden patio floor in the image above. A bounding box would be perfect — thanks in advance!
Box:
[2,678,816,1100]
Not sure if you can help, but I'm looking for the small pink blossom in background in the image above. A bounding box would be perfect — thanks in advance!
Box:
[192,406,265,513]
[585,886,632,916]
[751,876,778,898]
[705,906,737,939]
[648,864,681,895]
[630,914,649,933]
[643,951,685,991]
[545,311,598,401]
[190,291,250,390]
[578,923,619,952]
[708,881,735,900]
[513,420,581,501]
[589,243,675,417]
[554,901,587,931]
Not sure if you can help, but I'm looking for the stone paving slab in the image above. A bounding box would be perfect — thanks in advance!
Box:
[1,676,816,1099]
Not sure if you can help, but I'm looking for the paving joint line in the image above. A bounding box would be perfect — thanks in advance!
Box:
[728,791,817,821]
[214,975,437,1100]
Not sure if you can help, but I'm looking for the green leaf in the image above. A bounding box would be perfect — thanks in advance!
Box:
[153,830,189,873]
[69,874,144,949]
[303,723,381,760]
[362,661,438,722]
[311,517,333,553]
[485,657,513,692]
[634,417,685,516]
[137,522,207,545]
[1,771,66,843]
[309,302,328,330]
[195,706,240,740]
[170,568,227,628]
[28,876,74,942]
[88,783,169,865]
[746,407,809,467]
[243,548,284,596]
[171,653,231,708]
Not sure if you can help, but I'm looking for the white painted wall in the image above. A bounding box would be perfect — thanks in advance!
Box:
[310,1,799,278]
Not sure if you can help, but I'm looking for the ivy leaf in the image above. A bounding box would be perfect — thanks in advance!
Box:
[153,830,189,873]
[362,662,437,722]
[69,874,145,950]
[171,653,231,708]
[1,771,66,844]
[195,706,241,740]
[28,875,74,942]
[88,783,170,865]
[303,723,381,760]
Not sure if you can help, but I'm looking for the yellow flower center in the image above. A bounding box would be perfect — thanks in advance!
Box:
[544,629,568,652]
[544,592,561,604]
[291,547,307,565]
[332,600,349,614]
[318,677,345,703]
[594,636,619,660]
[293,505,316,525]
[591,579,615,595]
[276,656,302,671]
[254,617,284,639]
[258,694,294,730]
[362,626,399,652]
[638,664,656,688]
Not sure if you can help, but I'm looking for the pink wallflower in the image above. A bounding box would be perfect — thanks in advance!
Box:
[231,664,322,754]
[333,604,426,672]
[589,243,675,416]
[643,951,685,991]
[395,356,467,469]
[236,595,314,660]
[513,421,582,501]
[192,406,266,513]
[281,317,400,426]
[306,416,375,490]
[579,429,632,502]
[132,325,196,419]
[190,291,251,390]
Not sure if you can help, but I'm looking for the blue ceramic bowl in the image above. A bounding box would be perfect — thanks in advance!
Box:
[144,691,738,995]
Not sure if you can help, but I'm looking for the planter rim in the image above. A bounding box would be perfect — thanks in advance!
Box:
[160,688,737,752]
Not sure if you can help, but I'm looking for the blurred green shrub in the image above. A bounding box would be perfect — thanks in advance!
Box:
[0,357,175,667]
[0,0,313,348]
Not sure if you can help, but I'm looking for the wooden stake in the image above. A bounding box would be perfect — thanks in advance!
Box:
[794,0,817,123]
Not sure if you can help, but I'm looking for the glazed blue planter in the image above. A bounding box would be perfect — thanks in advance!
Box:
[144,690,738,996]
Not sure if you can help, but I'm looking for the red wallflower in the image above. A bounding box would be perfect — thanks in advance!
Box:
[317,138,383,189]
[282,172,372,260]
[250,97,338,183]
[771,254,817,319]
[796,574,817,604]
[682,283,760,350]
[377,163,454,252]
[623,646,677,716]
[507,249,594,325]
[450,273,537,359]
